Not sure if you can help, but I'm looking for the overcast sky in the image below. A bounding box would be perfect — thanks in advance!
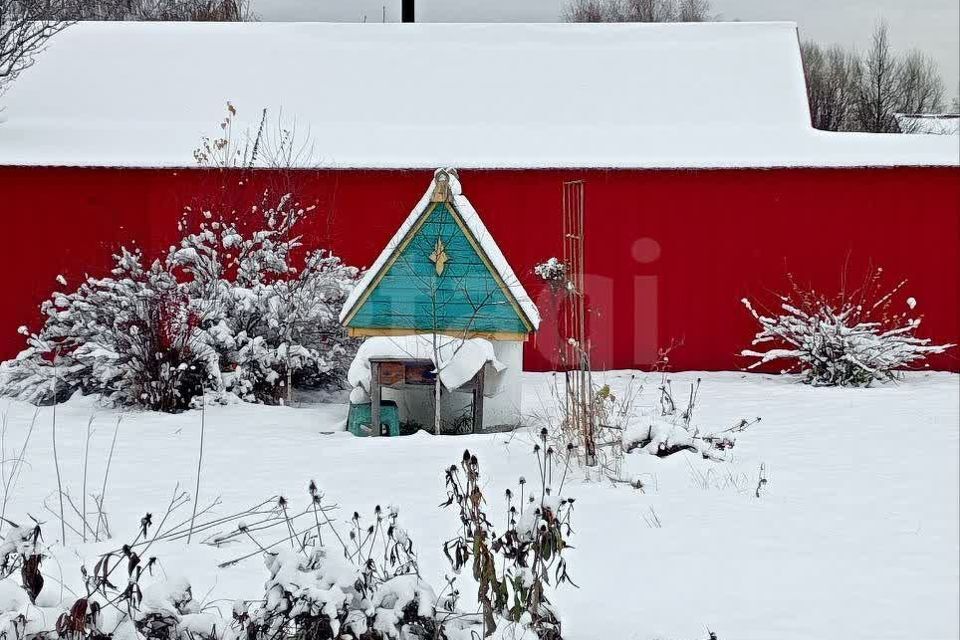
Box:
[254,0,959,102]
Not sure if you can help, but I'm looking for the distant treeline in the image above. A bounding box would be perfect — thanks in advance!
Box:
[565,0,953,132]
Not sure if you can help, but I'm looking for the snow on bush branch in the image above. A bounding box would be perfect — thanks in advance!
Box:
[533,257,568,294]
[0,190,360,411]
[741,269,953,386]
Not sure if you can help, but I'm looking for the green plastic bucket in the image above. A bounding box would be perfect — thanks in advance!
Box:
[347,400,401,437]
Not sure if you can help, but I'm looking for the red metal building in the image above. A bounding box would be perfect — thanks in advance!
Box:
[1,22,957,371]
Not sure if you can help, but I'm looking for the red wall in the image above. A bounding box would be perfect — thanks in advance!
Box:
[1,166,957,371]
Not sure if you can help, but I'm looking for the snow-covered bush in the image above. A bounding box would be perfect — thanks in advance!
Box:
[533,257,568,293]
[211,483,440,640]
[0,191,359,411]
[625,377,759,461]
[171,193,359,405]
[136,578,233,640]
[0,251,220,412]
[741,270,953,386]
[228,252,359,403]
[250,539,439,640]
[621,413,747,461]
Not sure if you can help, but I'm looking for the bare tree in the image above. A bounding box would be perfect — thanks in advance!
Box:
[803,21,946,133]
[0,0,71,95]
[623,0,677,22]
[57,0,254,21]
[676,0,710,21]
[563,0,607,22]
[563,0,712,23]
[801,40,861,131]
[852,21,946,132]
[132,0,253,21]
[853,20,902,133]
[897,49,945,115]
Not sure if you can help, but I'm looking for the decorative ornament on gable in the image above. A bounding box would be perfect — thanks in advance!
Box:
[430,168,457,203]
[429,237,449,275]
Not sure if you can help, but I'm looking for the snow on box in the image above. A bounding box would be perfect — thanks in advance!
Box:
[0,21,957,169]
[347,334,507,394]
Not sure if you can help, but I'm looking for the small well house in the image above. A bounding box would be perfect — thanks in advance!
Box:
[340,169,540,435]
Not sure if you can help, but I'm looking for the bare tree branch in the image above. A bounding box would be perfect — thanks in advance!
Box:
[0,0,72,95]
[897,49,945,116]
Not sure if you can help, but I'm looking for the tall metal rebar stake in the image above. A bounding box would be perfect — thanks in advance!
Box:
[562,180,596,467]
[188,396,205,544]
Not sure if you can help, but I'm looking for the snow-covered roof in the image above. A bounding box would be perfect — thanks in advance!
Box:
[895,114,960,136]
[0,21,957,169]
[339,168,541,332]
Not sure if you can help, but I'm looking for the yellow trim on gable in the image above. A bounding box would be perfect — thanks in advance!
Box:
[348,327,529,342]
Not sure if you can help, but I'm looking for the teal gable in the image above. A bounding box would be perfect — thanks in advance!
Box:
[344,200,533,337]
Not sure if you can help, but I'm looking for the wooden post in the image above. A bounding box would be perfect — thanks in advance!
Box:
[370,360,381,437]
[471,368,485,434]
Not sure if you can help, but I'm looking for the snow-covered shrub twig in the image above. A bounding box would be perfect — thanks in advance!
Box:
[621,376,759,462]
[741,269,953,386]
[533,258,568,294]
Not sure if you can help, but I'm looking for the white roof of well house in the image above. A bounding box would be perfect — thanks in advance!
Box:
[0,21,957,169]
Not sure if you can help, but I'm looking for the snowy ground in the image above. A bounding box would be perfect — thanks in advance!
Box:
[2,371,957,640]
